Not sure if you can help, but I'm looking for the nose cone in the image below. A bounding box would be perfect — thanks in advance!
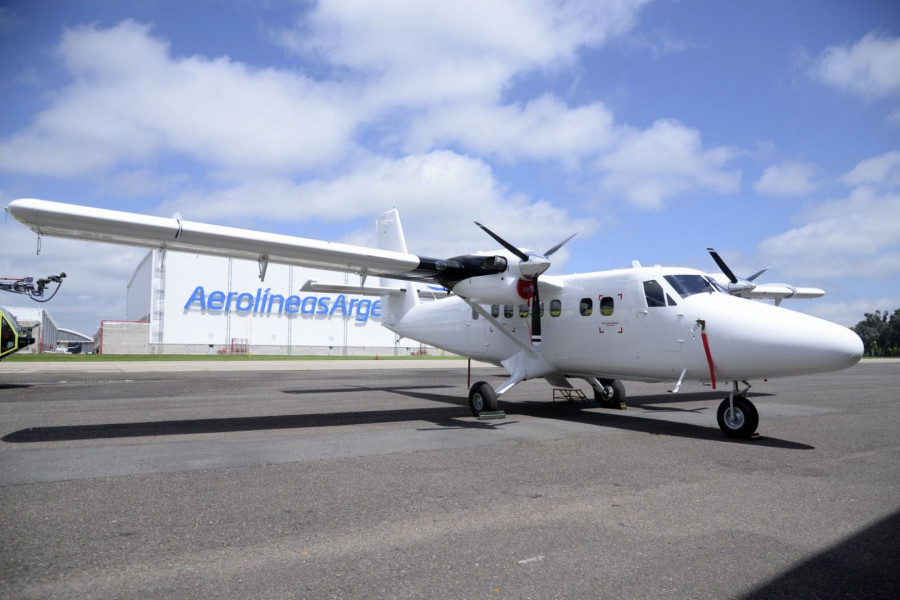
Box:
[814,320,864,371]
[762,310,864,376]
[701,297,865,379]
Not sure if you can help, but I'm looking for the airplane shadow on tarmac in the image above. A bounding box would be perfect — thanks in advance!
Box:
[2,386,812,450]
[740,509,900,600]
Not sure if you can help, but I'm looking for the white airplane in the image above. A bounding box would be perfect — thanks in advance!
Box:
[5,198,863,439]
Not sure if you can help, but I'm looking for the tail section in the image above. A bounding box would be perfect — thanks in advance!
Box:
[376,209,419,327]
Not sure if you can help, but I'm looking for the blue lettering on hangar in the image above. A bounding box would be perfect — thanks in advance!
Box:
[184,286,381,323]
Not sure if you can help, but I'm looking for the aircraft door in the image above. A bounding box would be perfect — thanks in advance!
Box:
[634,279,685,355]
[466,304,489,357]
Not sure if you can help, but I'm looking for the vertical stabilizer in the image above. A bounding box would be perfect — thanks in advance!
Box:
[376,209,419,326]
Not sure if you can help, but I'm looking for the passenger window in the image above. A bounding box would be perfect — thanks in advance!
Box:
[550,299,562,317]
[580,298,593,316]
[600,296,614,316]
[539,301,544,317]
[491,304,499,318]
[519,304,530,318]
[472,307,479,320]
[643,280,666,308]
[504,305,514,319]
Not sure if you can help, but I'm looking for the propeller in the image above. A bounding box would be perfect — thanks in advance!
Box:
[475,222,577,344]
[707,248,770,296]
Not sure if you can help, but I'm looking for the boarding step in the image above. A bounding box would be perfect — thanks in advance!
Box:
[552,388,590,403]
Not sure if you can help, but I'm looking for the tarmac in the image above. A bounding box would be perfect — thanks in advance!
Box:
[1,359,898,599]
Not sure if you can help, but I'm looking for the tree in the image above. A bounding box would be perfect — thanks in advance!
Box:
[888,309,900,357]
[852,309,900,357]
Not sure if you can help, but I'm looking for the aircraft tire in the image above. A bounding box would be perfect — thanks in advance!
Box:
[595,379,626,409]
[468,381,498,417]
[717,395,759,439]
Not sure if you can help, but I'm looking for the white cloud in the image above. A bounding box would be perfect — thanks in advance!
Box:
[753,161,819,197]
[809,32,900,99]
[621,28,703,58]
[0,20,359,177]
[840,150,900,188]
[759,186,900,279]
[405,95,618,166]
[0,215,146,334]
[282,0,649,108]
[803,296,900,327]
[595,119,741,210]
[274,0,650,170]
[158,151,596,261]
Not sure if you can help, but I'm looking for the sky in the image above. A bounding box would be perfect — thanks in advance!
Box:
[1,0,898,335]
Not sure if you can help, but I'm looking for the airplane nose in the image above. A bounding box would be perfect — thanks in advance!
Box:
[704,299,865,379]
[788,316,863,373]
[826,323,864,369]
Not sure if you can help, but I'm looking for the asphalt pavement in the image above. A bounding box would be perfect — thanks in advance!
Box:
[1,359,898,599]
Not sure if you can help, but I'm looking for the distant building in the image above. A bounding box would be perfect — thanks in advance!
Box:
[3,307,95,354]
[115,249,419,356]
[5,306,60,354]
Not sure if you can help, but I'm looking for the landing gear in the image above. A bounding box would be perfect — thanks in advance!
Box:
[468,381,498,417]
[716,386,759,439]
[595,379,627,409]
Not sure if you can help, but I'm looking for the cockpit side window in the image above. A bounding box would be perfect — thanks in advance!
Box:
[643,280,666,308]
[664,274,724,298]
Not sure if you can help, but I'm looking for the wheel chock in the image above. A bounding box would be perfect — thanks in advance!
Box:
[478,410,506,420]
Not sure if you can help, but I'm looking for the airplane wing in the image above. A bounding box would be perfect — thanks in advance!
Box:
[731,283,825,301]
[7,198,420,277]
[5,198,521,290]
[708,273,824,301]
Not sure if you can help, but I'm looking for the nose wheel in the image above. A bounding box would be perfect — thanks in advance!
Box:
[594,378,627,409]
[716,392,759,439]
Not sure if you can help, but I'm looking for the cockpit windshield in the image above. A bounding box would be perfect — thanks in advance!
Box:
[664,274,725,298]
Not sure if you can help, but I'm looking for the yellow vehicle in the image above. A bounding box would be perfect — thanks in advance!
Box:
[1,306,35,360]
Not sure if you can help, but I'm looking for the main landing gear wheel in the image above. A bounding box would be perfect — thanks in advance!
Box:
[468,381,498,417]
[595,379,626,409]
[717,395,759,439]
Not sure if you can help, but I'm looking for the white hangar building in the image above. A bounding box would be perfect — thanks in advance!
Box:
[121,250,420,356]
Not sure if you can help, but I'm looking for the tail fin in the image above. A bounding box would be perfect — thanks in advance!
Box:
[376,209,419,326]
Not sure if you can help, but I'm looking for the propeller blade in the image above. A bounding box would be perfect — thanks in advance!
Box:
[707,248,738,283]
[531,276,542,344]
[474,222,528,261]
[543,231,579,257]
[746,267,771,282]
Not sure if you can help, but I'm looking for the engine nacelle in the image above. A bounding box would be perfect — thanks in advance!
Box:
[452,274,529,305]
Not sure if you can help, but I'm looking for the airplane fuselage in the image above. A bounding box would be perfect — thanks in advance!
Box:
[388,265,863,387]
